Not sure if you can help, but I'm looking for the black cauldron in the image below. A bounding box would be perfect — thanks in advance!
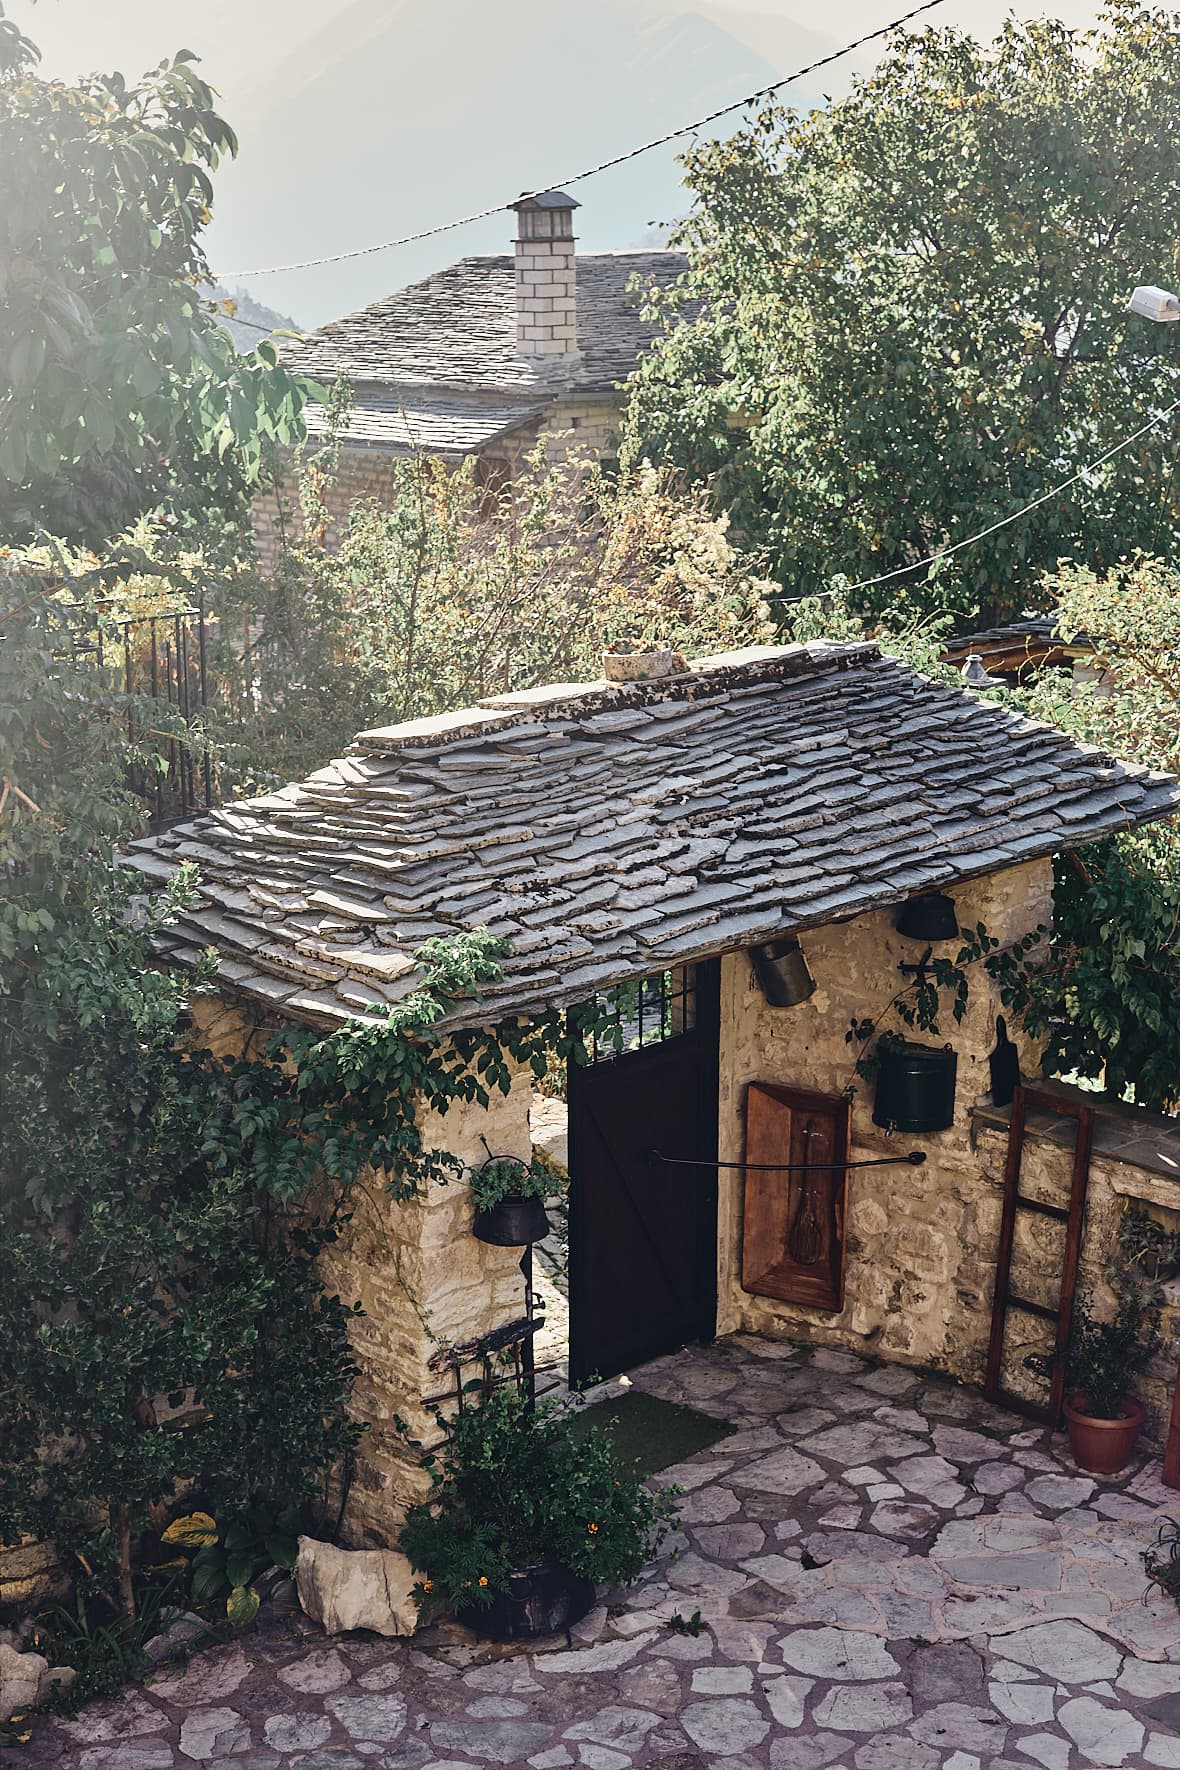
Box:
[896,891,959,942]
[873,1040,957,1133]
[456,1564,595,1640]
[473,1194,550,1246]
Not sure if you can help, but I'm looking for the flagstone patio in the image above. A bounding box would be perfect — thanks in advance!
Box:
[9,1334,1180,1770]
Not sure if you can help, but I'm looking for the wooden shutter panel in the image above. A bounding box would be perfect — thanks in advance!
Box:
[741,1080,850,1312]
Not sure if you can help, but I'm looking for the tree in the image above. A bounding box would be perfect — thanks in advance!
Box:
[625,3,1180,627]
[0,550,361,1617]
[990,554,1180,1110]
[0,5,312,545]
[203,440,778,786]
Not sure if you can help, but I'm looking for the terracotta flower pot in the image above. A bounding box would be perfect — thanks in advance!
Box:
[1063,1391,1145,1475]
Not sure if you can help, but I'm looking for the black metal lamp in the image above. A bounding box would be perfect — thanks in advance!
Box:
[896,891,959,943]
[749,936,816,1007]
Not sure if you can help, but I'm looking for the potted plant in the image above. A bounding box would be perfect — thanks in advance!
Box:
[1063,1277,1161,1475]
[469,1155,551,1247]
[399,1384,677,1640]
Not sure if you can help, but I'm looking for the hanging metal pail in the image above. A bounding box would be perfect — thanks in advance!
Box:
[749,937,816,1008]
[873,1041,957,1133]
[473,1195,551,1247]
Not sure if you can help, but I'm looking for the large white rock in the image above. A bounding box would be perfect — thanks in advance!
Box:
[295,1535,419,1638]
[0,1643,48,1719]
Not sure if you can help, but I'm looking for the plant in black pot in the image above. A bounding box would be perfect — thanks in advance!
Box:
[469,1155,552,1247]
[399,1384,677,1640]
[1063,1275,1161,1475]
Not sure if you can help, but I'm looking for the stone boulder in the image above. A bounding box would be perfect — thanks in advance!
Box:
[0,1643,75,1720]
[295,1536,419,1638]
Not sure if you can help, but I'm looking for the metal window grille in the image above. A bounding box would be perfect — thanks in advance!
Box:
[583,965,698,1064]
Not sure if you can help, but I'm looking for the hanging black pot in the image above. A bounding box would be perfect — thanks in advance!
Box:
[455,1564,595,1640]
[749,936,816,1007]
[896,891,959,943]
[873,1040,957,1133]
[473,1194,550,1247]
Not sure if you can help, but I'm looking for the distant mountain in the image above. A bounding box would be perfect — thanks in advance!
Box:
[205,0,846,328]
[210,285,304,353]
[31,0,858,331]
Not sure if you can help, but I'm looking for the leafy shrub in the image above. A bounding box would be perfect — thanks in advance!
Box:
[399,1384,677,1613]
[33,1572,191,1710]
[1066,1284,1161,1419]
[468,1157,551,1212]
[162,1501,311,1626]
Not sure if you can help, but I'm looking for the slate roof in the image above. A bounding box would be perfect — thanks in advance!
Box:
[302,389,547,457]
[941,618,1094,673]
[127,643,1179,1031]
[283,252,688,398]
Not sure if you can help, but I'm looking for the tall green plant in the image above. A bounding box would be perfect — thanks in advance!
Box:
[0,5,312,545]
[213,441,776,786]
[988,554,1180,1110]
[0,551,361,1616]
[625,4,1180,624]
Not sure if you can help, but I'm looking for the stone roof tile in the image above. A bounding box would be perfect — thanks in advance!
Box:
[128,643,1179,1028]
[283,252,689,398]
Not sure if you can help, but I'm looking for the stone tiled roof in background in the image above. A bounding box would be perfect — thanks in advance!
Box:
[127,644,1179,1030]
[302,390,547,458]
[940,618,1094,675]
[283,252,688,397]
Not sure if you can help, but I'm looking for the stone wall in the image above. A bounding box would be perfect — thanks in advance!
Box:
[538,397,622,466]
[252,400,622,572]
[186,990,534,1547]
[715,860,1054,1376]
[320,1063,534,1546]
[715,856,1180,1446]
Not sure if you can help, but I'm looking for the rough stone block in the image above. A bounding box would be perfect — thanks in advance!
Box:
[296,1536,419,1637]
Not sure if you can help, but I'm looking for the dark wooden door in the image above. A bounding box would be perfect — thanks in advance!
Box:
[567,962,720,1385]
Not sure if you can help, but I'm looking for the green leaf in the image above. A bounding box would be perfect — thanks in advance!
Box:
[264,1533,299,1573]
[226,1585,260,1627]
[225,1549,264,1590]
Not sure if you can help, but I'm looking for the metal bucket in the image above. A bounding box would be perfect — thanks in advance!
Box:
[873,1041,957,1133]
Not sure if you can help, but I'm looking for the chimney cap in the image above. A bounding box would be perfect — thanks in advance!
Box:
[512,189,582,213]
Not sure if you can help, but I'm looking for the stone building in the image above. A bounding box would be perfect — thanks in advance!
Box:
[129,642,1180,1546]
[254,191,685,565]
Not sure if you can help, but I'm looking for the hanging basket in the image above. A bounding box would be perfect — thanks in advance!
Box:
[470,1155,550,1246]
[473,1195,551,1247]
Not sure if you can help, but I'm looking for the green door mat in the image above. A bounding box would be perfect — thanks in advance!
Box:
[567,1389,735,1478]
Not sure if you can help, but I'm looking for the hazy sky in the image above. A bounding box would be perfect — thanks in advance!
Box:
[26,0,1105,82]
[23,0,1108,324]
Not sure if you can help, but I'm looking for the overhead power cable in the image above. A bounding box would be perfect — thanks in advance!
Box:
[845,398,1180,593]
[215,0,948,280]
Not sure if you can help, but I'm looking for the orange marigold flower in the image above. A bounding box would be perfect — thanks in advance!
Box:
[478,1576,489,1587]
[422,1579,434,1592]
[587,1522,599,1534]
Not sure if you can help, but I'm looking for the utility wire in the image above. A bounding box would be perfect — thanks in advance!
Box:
[845,397,1180,593]
[215,0,948,281]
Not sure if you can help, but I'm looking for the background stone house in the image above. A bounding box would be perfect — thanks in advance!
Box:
[254,191,685,566]
[130,643,1179,1545]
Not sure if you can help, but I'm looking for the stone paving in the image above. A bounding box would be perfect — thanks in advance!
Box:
[9,1334,1180,1770]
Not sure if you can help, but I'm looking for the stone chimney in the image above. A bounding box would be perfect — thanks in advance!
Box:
[511,190,581,358]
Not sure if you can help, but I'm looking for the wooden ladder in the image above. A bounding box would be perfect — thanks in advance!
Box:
[984,1084,1095,1426]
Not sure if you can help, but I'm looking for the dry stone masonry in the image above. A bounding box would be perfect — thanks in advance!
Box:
[11,1338,1180,1770]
